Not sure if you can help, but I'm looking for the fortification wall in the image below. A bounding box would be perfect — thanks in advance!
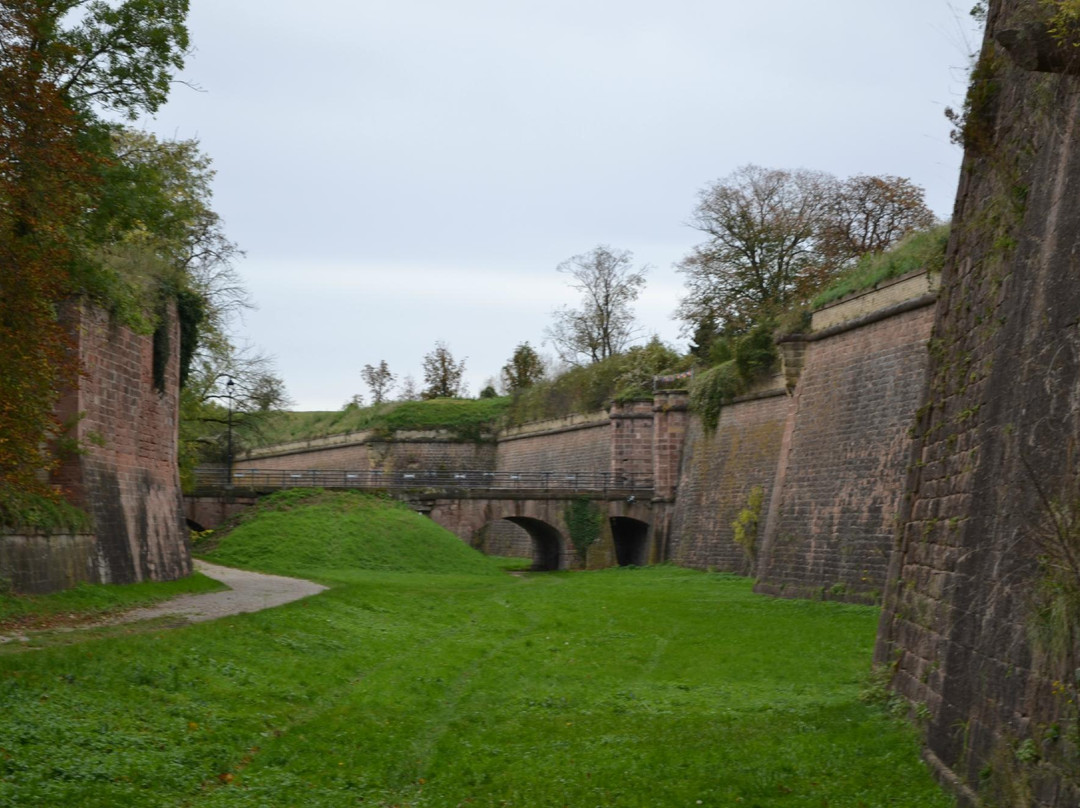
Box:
[875,4,1080,802]
[754,285,936,603]
[50,300,190,586]
[235,432,497,473]
[668,376,788,575]
[494,411,611,473]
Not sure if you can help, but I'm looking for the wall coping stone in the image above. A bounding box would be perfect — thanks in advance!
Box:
[243,428,482,460]
[779,293,937,347]
[498,410,610,442]
[811,268,938,332]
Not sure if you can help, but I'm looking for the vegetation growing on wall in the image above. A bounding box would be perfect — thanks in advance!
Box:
[507,338,688,426]
[811,224,950,308]
[689,325,777,432]
[564,497,603,560]
[731,486,765,567]
[0,2,191,528]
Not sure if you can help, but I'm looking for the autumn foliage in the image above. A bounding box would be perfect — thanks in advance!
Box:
[0,5,94,510]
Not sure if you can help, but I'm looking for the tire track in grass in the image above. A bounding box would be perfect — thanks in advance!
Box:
[388,599,544,801]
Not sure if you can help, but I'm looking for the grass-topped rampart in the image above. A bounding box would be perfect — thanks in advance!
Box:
[0,490,951,806]
[253,397,511,448]
[812,223,949,309]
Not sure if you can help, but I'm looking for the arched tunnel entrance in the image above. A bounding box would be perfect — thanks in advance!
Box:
[504,517,565,571]
[611,517,649,566]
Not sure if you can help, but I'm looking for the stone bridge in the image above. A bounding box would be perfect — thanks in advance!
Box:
[183,468,663,571]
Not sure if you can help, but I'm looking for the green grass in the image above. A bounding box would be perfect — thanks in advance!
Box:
[0,572,225,629]
[0,495,951,808]
[253,397,510,448]
[812,223,950,308]
[489,555,534,572]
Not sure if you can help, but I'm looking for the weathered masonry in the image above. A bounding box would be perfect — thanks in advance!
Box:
[667,269,938,606]
[1,301,190,594]
[754,271,938,603]
[874,2,1080,803]
[229,393,690,570]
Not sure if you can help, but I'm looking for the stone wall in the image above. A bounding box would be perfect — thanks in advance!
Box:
[0,533,98,594]
[668,376,788,575]
[754,291,936,603]
[495,412,611,473]
[875,3,1080,803]
[610,400,654,484]
[50,300,190,586]
[236,432,497,474]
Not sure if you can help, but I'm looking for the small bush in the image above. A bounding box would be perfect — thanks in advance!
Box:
[689,324,778,431]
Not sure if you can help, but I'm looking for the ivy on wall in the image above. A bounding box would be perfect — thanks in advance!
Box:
[564,498,603,560]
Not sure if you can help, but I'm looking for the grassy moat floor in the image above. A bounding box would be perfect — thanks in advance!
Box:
[0,491,949,807]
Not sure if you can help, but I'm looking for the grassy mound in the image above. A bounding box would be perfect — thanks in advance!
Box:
[199,489,502,581]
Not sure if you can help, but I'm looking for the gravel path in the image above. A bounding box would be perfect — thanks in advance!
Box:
[0,561,328,646]
[107,560,328,625]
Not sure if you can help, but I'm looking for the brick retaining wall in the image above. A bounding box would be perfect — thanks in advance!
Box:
[755,299,934,603]
[669,377,788,574]
[51,300,190,586]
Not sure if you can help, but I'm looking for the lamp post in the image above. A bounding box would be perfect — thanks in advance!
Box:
[225,376,235,490]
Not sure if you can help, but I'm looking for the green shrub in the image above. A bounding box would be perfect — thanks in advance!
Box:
[506,338,688,425]
[689,324,778,431]
[564,497,604,560]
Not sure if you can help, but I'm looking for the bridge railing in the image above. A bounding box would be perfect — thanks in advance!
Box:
[192,467,653,493]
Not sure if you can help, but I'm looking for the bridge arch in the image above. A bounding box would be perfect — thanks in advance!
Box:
[504,516,566,571]
[610,516,649,566]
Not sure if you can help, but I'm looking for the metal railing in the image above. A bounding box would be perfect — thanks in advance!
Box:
[192,467,653,494]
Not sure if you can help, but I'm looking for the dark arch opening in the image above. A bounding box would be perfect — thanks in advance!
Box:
[185,517,206,532]
[504,516,565,571]
[610,517,649,566]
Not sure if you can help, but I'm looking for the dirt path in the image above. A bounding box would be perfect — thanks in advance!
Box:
[109,560,328,625]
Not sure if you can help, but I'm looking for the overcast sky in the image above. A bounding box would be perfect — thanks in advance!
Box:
[142,1,983,410]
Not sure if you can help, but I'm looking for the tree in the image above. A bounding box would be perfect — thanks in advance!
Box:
[676,165,935,337]
[0,0,190,513]
[361,360,396,404]
[545,245,647,365]
[501,342,546,393]
[818,175,936,269]
[178,344,289,480]
[398,375,421,402]
[421,342,467,399]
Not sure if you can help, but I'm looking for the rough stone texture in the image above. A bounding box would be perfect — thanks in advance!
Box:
[0,533,98,594]
[652,391,690,501]
[875,4,1080,803]
[495,413,611,476]
[184,496,258,531]
[610,400,654,485]
[756,300,935,604]
[51,301,190,586]
[477,520,532,557]
[426,493,656,571]
[236,433,497,473]
[668,378,788,575]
